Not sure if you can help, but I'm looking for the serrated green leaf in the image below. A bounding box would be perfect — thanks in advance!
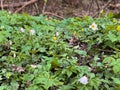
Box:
[107,32,117,42]
[75,50,87,56]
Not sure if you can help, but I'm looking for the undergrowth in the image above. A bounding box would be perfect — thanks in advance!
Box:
[0,11,120,90]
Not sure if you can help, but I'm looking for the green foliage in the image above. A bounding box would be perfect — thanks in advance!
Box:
[0,11,120,90]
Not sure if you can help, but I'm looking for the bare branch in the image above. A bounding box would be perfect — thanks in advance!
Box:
[14,0,38,13]
[0,0,4,10]
[43,12,65,20]
[0,1,28,8]
[42,1,47,14]
[93,0,113,17]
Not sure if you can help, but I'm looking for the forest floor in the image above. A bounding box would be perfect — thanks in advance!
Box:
[0,0,120,18]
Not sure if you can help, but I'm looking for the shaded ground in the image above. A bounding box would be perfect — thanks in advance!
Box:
[0,0,120,18]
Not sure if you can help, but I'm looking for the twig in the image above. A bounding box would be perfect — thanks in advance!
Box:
[95,0,100,11]
[109,3,120,8]
[87,0,94,15]
[101,0,113,10]
[42,1,47,14]
[34,2,40,14]
[14,0,38,13]
[43,12,65,20]
[0,1,28,8]
[0,0,4,10]
[93,0,113,17]
[99,48,120,52]
[99,49,113,53]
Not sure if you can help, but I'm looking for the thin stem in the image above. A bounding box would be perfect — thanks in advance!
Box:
[42,1,47,14]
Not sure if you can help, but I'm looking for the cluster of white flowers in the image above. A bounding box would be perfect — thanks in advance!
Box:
[20,28,35,35]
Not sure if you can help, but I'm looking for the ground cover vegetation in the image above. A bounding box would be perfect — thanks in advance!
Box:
[0,11,120,90]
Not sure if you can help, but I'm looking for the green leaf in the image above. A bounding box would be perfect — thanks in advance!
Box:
[25,85,39,90]
[33,77,47,84]
[0,86,7,90]
[75,50,87,56]
[103,57,115,64]
[10,81,19,90]
[0,31,8,42]
[21,45,32,53]
[112,77,120,85]
[66,70,72,77]
[107,32,117,42]
[58,85,74,90]
[113,65,120,73]
[107,12,114,18]
[38,47,46,52]
[90,78,101,90]
[23,74,34,81]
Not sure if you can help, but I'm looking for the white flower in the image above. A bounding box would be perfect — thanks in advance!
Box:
[78,76,88,85]
[9,40,12,45]
[29,29,35,35]
[13,53,16,58]
[30,64,37,68]
[56,32,59,37]
[20,28,25,33]
[88,67,92,72]
[8,11,12,14]
[89,23,98,30]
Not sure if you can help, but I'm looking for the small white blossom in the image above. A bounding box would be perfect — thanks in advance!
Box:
[56,32,59,37]
[88,67,92,71]
[30,64,37,68]
[78,76,88,85]
[89,23,98,30]
[13,53,16,58]
[29,29,35,35]
[8,11,12,14]
[9,40,12,45]
[16,66,25,72]
[20,28,25,33]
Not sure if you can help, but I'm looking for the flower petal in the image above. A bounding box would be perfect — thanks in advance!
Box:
[78,76,88,85]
